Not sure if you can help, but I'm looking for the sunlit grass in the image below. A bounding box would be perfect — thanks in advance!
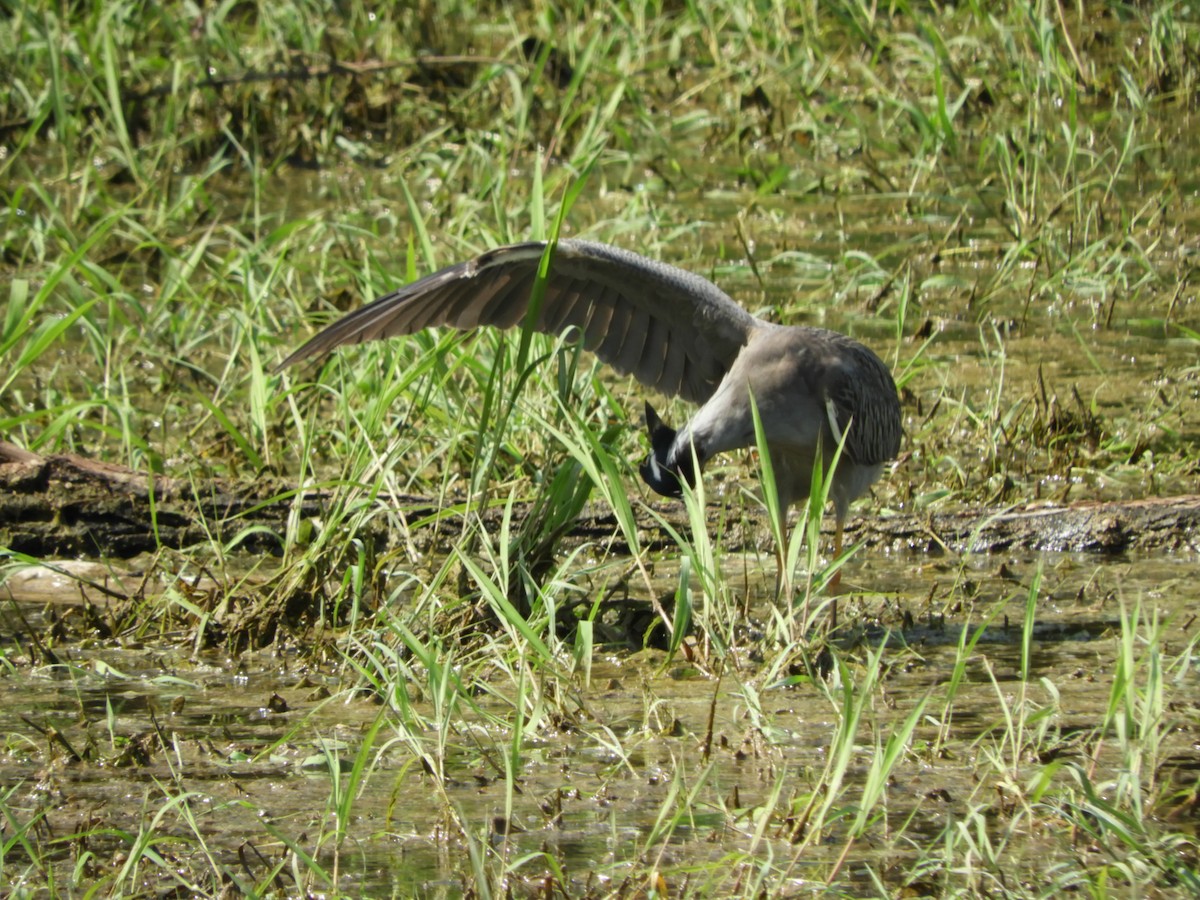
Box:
[1,0,1198,895]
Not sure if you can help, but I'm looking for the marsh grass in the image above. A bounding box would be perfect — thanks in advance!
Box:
[2,0,1199,895]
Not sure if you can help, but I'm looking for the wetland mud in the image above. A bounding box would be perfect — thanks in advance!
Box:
[2,548,1198,896]
[2,1,1199,895]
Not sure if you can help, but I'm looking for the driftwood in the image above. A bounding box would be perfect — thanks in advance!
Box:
[0,440,303,557]
[2,440,1197,559]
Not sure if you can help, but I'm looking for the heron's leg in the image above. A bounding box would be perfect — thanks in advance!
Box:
[773,505,799,622]
[829,515,845,630]
[773,542,784,597]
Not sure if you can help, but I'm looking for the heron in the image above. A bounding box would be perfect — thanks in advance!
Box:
[277,240,902,622]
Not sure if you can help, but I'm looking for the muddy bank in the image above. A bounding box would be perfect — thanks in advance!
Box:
[3,441,1196,559]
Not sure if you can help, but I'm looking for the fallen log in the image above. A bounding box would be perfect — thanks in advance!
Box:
[0,440,339,557]
[2,440,1197,559]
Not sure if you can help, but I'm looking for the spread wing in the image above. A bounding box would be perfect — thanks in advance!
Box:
[276,239,761,404]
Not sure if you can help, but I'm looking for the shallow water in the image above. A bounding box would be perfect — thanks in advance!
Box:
[4,8,1200,895]
[3,545,1196,895]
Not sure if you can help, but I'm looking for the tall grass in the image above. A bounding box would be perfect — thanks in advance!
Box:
[1,0,1197,896]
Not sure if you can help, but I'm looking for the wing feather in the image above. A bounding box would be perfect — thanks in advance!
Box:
[825,338,903,466]
[277,240,761,403]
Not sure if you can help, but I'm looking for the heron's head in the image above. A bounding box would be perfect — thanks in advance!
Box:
[639,402,695,499]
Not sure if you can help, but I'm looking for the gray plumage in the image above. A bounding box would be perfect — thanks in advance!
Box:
[279,239,902,570]
[277,241,756,404]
